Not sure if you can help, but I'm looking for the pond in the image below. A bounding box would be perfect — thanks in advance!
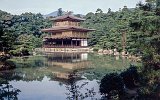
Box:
[0,53,139,100]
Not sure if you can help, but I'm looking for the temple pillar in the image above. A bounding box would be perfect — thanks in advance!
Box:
[76,39,77,46]
[71,40,73,47]
[62,40,64,46]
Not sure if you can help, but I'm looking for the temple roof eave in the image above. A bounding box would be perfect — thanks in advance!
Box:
[43,36,90,39]
[41,27,95,32]
[51,15,85,22]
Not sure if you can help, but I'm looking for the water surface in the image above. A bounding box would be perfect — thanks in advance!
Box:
[0,53,138,100]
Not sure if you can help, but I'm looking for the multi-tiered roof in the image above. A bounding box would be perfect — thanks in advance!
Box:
[41,14,95,51]
[41,14,95,39]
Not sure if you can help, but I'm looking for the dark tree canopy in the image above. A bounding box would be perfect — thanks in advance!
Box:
[57,8,63,16]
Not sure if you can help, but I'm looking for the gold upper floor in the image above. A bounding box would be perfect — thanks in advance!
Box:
[44,31,88,39]
[53,21,80,27]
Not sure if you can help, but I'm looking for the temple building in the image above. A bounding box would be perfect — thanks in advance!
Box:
[41,14,95,52]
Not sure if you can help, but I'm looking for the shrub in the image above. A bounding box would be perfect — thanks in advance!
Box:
[100,73,124,98]
[92,47,99,52]
[120,65,139,89]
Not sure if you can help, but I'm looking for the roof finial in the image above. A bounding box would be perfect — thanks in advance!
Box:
[65,11,73,15]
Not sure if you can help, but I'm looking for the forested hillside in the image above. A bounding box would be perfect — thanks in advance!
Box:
[0,0,159,59]
[82,0,160,67]
[83,3,160,55]
[0,10,51,55]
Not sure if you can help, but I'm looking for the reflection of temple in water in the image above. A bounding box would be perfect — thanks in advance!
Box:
[45,53,90,69]
[43,53,95,99]
[44,53,91,80]
[43,53,96,99]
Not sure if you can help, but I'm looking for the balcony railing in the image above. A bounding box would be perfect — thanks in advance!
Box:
[43,45,88,48]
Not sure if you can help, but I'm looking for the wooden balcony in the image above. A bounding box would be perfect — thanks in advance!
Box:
[43,45,88,48]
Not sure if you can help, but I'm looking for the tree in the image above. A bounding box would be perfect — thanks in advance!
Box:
[67,11,73,15]
[96,8,103,13]
[57,8,63,16]
[107,8,112,13]
[0,10,51,55]
[120,65,140,88]
[0,26,17,52]
[100,73,124,99]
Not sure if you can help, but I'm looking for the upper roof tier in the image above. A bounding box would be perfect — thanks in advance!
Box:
[41,14,95,33]
[51,15,85,22]
[41,26,95,32]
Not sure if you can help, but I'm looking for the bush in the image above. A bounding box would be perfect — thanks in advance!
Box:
[92,47,99,52]
[0,60,16,71]
[21,48,30,56]
[120,65,139,89]
[100,73,124,98]
[9,48,30,56]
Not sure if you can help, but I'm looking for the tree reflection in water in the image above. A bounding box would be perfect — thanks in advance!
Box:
[64,70,96,100]
[0,71,21,100]
[3,53,135,99]
[0,82,21,100]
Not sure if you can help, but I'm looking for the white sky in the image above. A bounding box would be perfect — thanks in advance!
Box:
[0,0,145,15]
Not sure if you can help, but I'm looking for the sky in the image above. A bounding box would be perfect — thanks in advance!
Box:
[0,0,145,15]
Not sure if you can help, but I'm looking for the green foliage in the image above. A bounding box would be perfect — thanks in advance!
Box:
[0,10,51,55]
[136,65,160,99]
[57,8,63,16]
[82,6,132,51]
[100,73,124,98]
[128,5,160,65]
[0,25,17,52]
[100,64,159,99]
[0,83,21,100]
[83,2,160,65]
[92,46,99,52]
[8,34,41,56]
[120,65,140,88]
[96,8,103,14]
